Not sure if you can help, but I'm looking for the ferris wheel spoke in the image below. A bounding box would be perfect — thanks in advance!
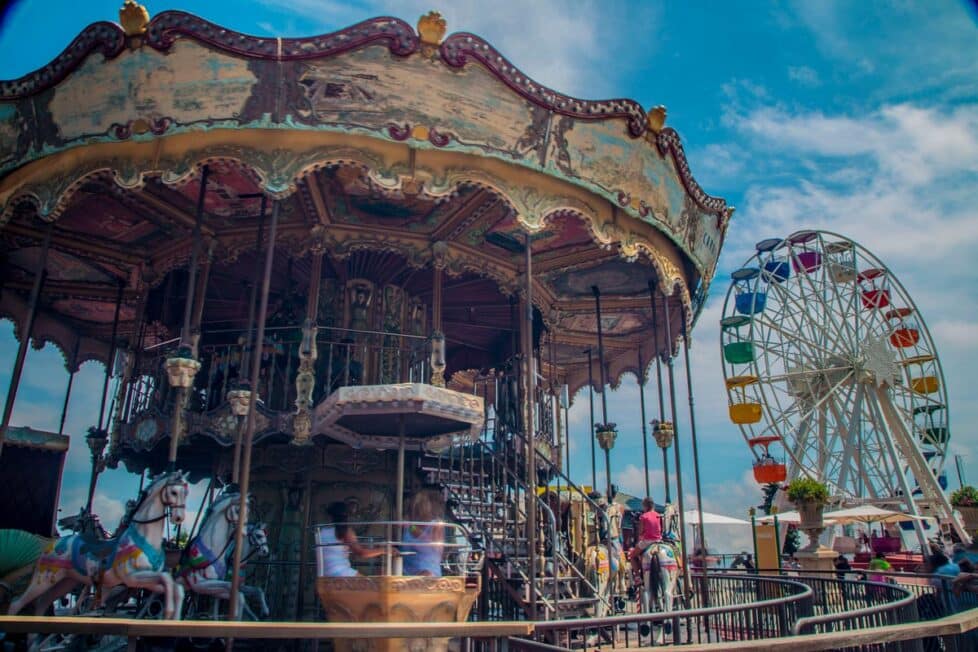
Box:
[792,244,860,351]
[751,314,842,361]
[765,279,831,350]
[827,384,865,498]
[767,279,852,357]
[763,369,856,439]
[785,412,815,480]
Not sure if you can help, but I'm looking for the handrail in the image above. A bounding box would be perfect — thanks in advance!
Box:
[791,580,917,635]
[530,573,814,633]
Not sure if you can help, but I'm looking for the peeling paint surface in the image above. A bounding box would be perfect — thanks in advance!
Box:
[49,41,256,141]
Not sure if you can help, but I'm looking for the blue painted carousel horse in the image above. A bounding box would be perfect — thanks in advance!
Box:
[8,471,190,620]
[174,489,270,619]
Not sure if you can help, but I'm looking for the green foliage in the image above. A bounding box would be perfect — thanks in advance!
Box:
[782,525,801,556]
[786,477,829,505]
[758,483,780,516]
[951,486,978,507]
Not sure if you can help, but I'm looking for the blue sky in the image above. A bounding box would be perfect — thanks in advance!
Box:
[1,1,977,551]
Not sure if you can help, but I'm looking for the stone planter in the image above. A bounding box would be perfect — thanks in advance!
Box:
[164,356,200,388]
[794,500,826,552]
[596,429,617,451]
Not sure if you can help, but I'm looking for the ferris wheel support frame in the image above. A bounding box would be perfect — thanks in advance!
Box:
[874,386,969,544]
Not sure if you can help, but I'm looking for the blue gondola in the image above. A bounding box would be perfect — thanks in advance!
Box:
[732,267,766,315]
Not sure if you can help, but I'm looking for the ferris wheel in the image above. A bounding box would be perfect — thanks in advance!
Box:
[719,230,967,545]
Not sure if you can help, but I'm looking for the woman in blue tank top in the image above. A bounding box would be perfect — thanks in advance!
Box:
[402,489,445,576]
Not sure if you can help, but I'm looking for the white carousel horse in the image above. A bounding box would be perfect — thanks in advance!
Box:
[8,471,189,620]
[637,503,682,640]
[174,490,270,619]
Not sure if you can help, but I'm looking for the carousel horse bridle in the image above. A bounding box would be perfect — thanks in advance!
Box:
[129,474,189,525]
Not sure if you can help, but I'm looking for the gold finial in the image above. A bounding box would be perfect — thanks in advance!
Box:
[647,105,667,134]
[119,0,150,36]
[418,11,447,46]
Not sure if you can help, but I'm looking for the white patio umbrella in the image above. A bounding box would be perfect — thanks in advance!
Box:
[821,505,927,525]
[757,510,801,524]
[684,510,751,525]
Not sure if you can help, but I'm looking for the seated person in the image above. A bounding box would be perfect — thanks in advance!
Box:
[402,489,445,577]
[628,497,662,576]
[317,501,387,577]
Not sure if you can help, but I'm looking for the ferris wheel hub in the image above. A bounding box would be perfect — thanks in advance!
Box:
[856,336,900,388]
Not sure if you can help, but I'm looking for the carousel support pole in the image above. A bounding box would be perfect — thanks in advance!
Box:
[295,473,313,621]
[293,247,323,445]
[97,282,125,433]
[662,286,691,597]
[240,195,267,383]
[168,167,209,465]
[392,415,406,576]
[87,281,124,511]
[181,165,209,350]
[522,232,538,619]
[229,198,279,624]
[58,339,81,435]
[638,348,651,497]
[232,196,267,484]
[563,388,571,487]
[681,309,708,570]
[650,281,671,503]
[587,348,597,490]
[0,222,52,458]
[591,285,613,501]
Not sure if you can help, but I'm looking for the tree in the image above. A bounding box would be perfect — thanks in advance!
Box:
[758,483,780,515]
[782,525,801,555]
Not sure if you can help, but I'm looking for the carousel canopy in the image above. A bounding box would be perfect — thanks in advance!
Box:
[0,5,730,396]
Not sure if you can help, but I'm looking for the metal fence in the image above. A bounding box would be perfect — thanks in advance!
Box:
[512,572,814,648]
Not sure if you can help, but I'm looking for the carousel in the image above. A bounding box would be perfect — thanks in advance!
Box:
[0,0,730,640]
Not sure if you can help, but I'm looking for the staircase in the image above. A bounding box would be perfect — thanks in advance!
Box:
[420,432,612,621]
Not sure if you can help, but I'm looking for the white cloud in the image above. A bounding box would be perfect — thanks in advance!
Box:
[787,65,820,87]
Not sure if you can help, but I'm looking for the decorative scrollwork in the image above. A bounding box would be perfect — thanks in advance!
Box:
[0,22,126,99]
[440,32,647,138]
[655,127,730,219]
[145,12,419,58]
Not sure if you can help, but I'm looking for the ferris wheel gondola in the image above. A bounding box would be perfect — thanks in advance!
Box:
[719,230,967,546]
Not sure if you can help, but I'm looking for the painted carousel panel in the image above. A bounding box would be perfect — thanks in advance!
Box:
[47,40,257,143]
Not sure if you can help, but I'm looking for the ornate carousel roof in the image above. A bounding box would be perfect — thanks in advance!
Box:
[0,5,730,396]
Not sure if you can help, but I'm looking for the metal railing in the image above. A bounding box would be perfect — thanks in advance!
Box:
[513,572,814,648]
[122,326,431,420]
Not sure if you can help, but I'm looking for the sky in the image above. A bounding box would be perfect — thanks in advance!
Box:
[1,0,977,554]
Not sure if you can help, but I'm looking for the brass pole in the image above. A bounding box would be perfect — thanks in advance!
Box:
[181,165,209,344]
[638,347,650,497]
[523,233,538,620]
[233,196,267,483]
[591,285,612,500]
[587,348,596,490]
[662,286,691,597]
[229,199,279,622]
[682,310,708,566]
[650,281,671,503]
[96,282,125,433]
[58,340,81,435]
[0,221,52,457]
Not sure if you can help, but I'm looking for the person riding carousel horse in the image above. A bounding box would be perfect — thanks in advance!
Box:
[628,498,681,617]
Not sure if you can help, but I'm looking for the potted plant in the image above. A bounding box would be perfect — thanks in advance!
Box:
[786,477,829,527]
[594,423,617,451]
[951,486,978,531]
